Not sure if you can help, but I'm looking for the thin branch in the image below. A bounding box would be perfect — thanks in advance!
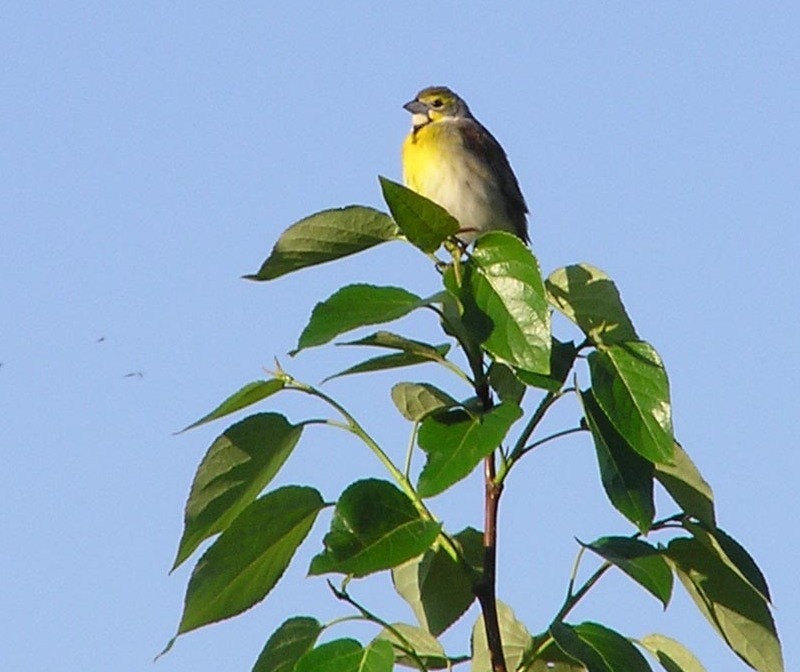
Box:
[327,581,430,672]
[403,422,419,479]
[552,561,612,624]
[517,426,587,459]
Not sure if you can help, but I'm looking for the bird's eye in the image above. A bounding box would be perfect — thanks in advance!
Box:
[431,99,443,108]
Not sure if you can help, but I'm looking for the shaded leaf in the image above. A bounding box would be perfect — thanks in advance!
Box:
[589,342,674,464]
[294,284,427,353]
[582,536,672,607]
[324,349,448,383]
[654,442,715,528]
[472,601,533,672]
[180,379,285,432]
[488,362,526,404]
[581,390,655,532]
[177,486,325,634]
[392,527,483,636]
[376,623,450,669]
[522,634,587,671]
[340,331,451,361]
[309,479,441,577]
[295,639,394,672]
[417,403,523,497]
[550,622,653,672]
[515,338,579,392]
[173,413,303,570]
[683,522,771,604]
[639,634,707,672]
[666,538,783,672]
[246,206,398,280]
[253,616,322,672]
[391,382,459,422]
[462,232,551,375]
[546,264,638,346]
[379,176,459,252]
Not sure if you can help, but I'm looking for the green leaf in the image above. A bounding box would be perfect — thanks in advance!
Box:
[309,479,441,577]
[246,206,399,280]
[173,413,303,570]
[461,232,551,375]
[180,379,285,432]
[522,635,587,671]
[295,639,394,672]
[550,622,653,672]
[654,442,715,528]
[339,330,451,361]
[417,402,523,497]
[514,338,579,392]
[683,522,771,603]
[392,527,483,636]
[588,342,674,464]
[253,616,322,672]
[580,390,655,532]
[488,362,526,404]
[546,264,638,346]
[582,537,672,608]
[177,486,325,634]
[324,350,449,383]
[391,382,459,422]
[471,601,533,672]
[638,634,707,672]
[294,284,426,353]
[379,176,460,252]
[666,538,783,672]
[376,623,450,669]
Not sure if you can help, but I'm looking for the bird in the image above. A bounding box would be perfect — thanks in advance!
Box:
[401,86,529,244]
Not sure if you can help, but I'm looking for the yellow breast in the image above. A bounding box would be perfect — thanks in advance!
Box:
[401,121,511,241]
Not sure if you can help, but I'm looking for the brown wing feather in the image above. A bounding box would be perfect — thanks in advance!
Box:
[458,119,529,243]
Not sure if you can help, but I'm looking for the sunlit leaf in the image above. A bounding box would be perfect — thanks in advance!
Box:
[666,538,783,672]
[173,413,303,570]
[379,176,460,252]
[417,402,523,497]
[639,634,707,672]
[391,382,459,422]
[581,390,655,532]
[472,601,533,672]
[180,379,285,432]
[309,479,441,577]
[546,264,638,346]
[246,206,399,280]
[253,616,322,672]
[589,342,674,464]
[376,623,451,669]
[654,442,715,528]
[582,536,672,607]
[461,232,551,375]
[294,284,428,353]
[177,486,325,634]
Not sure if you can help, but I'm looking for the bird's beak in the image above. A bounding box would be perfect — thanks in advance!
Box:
[403,99,428,115]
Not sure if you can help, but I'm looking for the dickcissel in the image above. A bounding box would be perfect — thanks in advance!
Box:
[402,86,529,244]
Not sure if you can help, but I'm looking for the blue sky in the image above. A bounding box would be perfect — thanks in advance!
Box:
[2,3,798,671]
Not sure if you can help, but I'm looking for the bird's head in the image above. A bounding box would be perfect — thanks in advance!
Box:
[403,86,471,128]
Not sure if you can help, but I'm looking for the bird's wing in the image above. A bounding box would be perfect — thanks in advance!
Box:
[458,119,529,243]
